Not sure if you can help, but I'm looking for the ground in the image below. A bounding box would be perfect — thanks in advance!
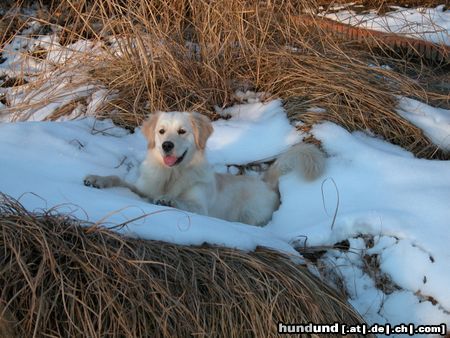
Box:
[0,1,449,337]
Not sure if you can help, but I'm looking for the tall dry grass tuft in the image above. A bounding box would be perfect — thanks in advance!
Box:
[1,0,448,158]
[0,193,371,337]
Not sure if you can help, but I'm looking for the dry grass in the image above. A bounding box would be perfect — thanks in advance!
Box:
[0,193,371,337]
[1,0,449,159]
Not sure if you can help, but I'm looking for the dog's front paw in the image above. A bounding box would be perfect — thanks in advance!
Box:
[83,175,109,189]
[155,197,177,208]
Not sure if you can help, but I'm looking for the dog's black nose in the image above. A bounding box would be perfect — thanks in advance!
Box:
[162,141,174,153]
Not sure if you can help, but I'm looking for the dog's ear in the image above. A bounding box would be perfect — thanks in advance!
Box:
[190,112,213,150]
[141,113,160,149]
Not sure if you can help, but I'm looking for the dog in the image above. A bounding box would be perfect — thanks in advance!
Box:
[84,111,325,226]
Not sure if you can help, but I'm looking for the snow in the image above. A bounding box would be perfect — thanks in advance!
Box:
[397,97,450,151]
[209,100,302,165]
[266,120,450,326]
[0,20,106,122]
[1,99,450,334]
[324,5,450,45]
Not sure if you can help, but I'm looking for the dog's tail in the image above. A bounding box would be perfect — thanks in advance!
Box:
[263,143,325,191]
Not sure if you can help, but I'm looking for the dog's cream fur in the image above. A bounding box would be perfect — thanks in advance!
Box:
[84,111,325,226]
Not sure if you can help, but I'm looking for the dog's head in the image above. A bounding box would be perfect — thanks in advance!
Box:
[141,112,213,167]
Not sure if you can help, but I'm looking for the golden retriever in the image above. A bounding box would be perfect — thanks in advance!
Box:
[84,112,325,226]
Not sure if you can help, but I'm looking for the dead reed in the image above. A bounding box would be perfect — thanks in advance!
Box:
[0,193,371,337]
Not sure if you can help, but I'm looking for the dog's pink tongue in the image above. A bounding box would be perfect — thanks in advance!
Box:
[164,155,178,167]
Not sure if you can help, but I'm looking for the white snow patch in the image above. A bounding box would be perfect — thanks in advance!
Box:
[324,5,450,45]
[397,97,450,151]
[0,24,109,122]
[208,100,303,165]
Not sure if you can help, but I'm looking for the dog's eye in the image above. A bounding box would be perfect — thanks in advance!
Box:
[159,129,165,135]
[178,129,186,135]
